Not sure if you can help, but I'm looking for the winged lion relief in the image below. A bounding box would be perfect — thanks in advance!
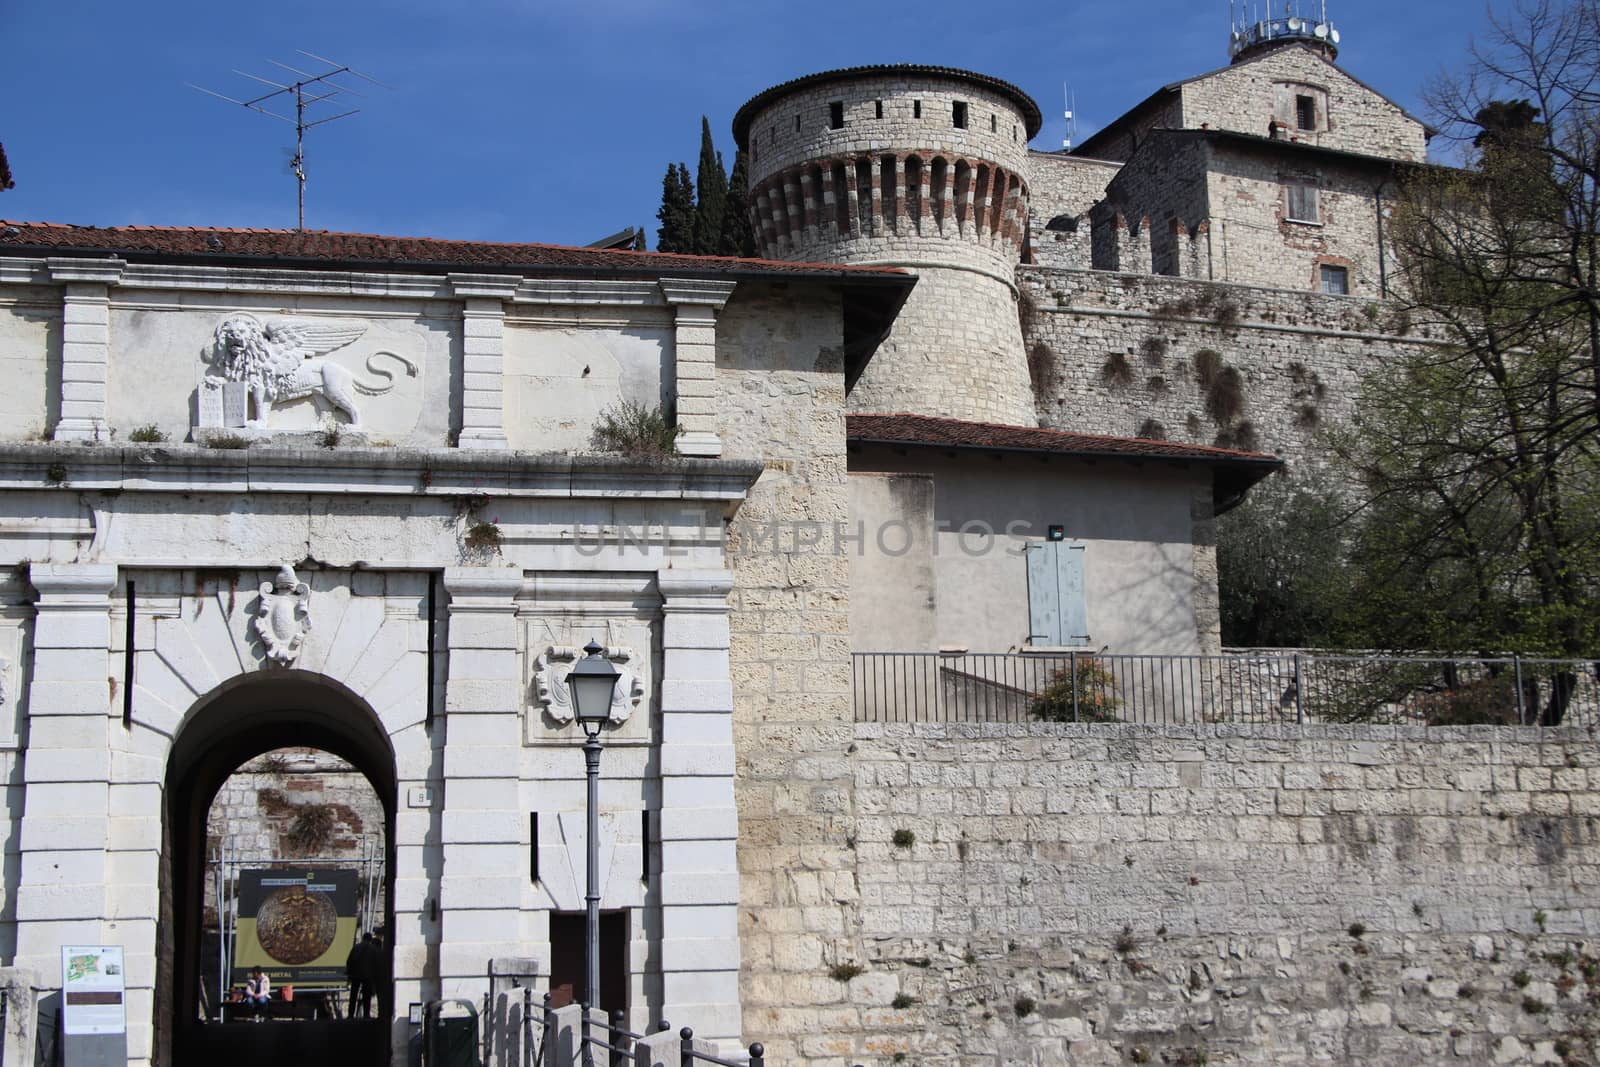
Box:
[207,313,419,428]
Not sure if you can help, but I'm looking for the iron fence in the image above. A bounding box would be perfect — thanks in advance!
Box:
[852,651,1600,727]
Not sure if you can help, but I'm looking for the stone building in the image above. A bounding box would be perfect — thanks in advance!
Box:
[0,6,1594,1067]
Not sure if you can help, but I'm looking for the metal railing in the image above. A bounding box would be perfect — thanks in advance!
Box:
[853,651,1600,727]
[678,1027,766,1067]
[585,1008,695,1067]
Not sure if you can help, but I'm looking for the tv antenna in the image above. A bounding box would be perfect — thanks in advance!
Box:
[190,51,387,230]
[1062,85,1078,152]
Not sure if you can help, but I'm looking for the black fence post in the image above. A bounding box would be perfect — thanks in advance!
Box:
[679,1026,695,1067]
[748,1042,765,1067]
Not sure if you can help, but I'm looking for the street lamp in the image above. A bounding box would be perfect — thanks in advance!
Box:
[567,640,620,1020]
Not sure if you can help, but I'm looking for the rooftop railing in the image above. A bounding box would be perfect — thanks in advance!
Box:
[852,651,1600,727]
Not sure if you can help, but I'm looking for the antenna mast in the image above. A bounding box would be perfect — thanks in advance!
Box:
[190,51,386,230]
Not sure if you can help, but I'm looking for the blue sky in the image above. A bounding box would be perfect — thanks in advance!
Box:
[2,1,1497,249]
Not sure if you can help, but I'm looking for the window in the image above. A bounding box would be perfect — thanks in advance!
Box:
[990,113,997,132]
[1285,181,1320,223]
[952,101,968,129]
[1295,94,1317,131]
[794,114,800,131]
[913,100,922,119]
[875,100,883,119]
[1319,265,1350,295]
[828,101,844,130]
[1025,541,1089,646]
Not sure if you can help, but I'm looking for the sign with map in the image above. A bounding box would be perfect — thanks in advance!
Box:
[60,945,125,1036]
[231,868,360,988]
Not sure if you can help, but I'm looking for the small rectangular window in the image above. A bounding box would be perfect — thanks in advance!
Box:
[1319,265,1350,295]
[914,100,922,119]
[795,114,801,131]
[953,101,968,129]
[875,100,883,119]
[1285,181,1320,223]
[829,101,845,130]
[1296,94,1317,131]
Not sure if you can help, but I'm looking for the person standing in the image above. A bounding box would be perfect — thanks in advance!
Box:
[346,931,377,1018]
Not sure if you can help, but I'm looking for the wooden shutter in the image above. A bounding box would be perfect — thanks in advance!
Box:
[1025,542,1089,646]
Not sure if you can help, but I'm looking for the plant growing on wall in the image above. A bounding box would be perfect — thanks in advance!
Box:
[1100,353,1134,387]
[592,401,682,458]
[285,803,339,855]
[1030,659,1121,723]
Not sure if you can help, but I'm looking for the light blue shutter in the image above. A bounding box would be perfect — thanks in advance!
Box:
[1058,543,1089,645]
[1025,542,1090,646]
[1026,544,1059,645]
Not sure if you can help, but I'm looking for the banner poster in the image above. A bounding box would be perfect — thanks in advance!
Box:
[61,945,126,1036]
[231,868,360,989]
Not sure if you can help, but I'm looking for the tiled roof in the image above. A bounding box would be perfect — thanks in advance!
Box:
[847,413,1282,512]
[0,221,913,282]
[847,413,1281,464]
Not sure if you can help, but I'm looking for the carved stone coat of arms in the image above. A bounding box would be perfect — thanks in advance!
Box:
[255,565,312,666]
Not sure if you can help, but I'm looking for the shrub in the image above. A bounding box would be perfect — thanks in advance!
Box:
[128,424,166,443]
[1100,353,1134,387]
[891,993,916,1009]
[1031,659,1121,723]
[464,520,503,554]
[1013,996,1036,1018]
[591,401,680,457]
[207,433,251,450]
[892,829,916,849]
[1137,418,1167,440]
[829,963,864,982]
[285,803,338,854]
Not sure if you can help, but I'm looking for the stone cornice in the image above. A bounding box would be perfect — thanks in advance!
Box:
[658,279,738,309]
[0,444,763,502]
[28,563,118,601]
[657,569,736,603]
[447,272,523,300]
[46,257,125,286]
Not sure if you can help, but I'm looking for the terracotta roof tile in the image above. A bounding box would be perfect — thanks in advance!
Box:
[0,221,913,282]
[847,413,1281,464]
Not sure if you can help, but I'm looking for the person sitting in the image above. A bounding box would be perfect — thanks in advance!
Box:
[244,966,271,1020]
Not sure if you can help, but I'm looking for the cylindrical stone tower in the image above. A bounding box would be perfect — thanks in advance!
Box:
[733,65,1042,426]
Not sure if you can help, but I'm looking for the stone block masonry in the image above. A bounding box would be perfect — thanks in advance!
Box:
[1019,266,1437,470]
[819,722,1600,1067]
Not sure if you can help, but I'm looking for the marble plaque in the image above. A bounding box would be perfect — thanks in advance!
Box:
[222,382,249,428]
[197,376,223,427]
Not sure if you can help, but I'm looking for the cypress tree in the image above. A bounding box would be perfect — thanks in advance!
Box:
[655,162,696,253]
[692,117,727,255]
[720,148,756,258]
[0,144,13,192]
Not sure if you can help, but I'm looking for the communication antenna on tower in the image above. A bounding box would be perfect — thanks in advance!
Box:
[1062,85,1078,152]
[189,51,388,230]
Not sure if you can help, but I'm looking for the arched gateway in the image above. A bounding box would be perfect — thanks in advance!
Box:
[162,672,397,1066]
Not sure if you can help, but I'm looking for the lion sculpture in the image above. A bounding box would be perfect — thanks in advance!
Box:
[208,313,418,428]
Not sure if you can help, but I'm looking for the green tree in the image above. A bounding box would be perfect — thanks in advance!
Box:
[1217,477,1349,648]
[1331,0,1600,666]
[655,162,696,254]
[0,143,13,192]
[720,147,756,258]
[692,117,727,256]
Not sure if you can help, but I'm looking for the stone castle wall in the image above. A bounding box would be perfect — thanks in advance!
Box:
[1178,45,1430,163]
[1018,266,1432,466]
[821,722,1600,1067]
[715,282,864,1059]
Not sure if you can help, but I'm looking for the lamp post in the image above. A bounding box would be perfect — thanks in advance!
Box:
[566,640,621,1022]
